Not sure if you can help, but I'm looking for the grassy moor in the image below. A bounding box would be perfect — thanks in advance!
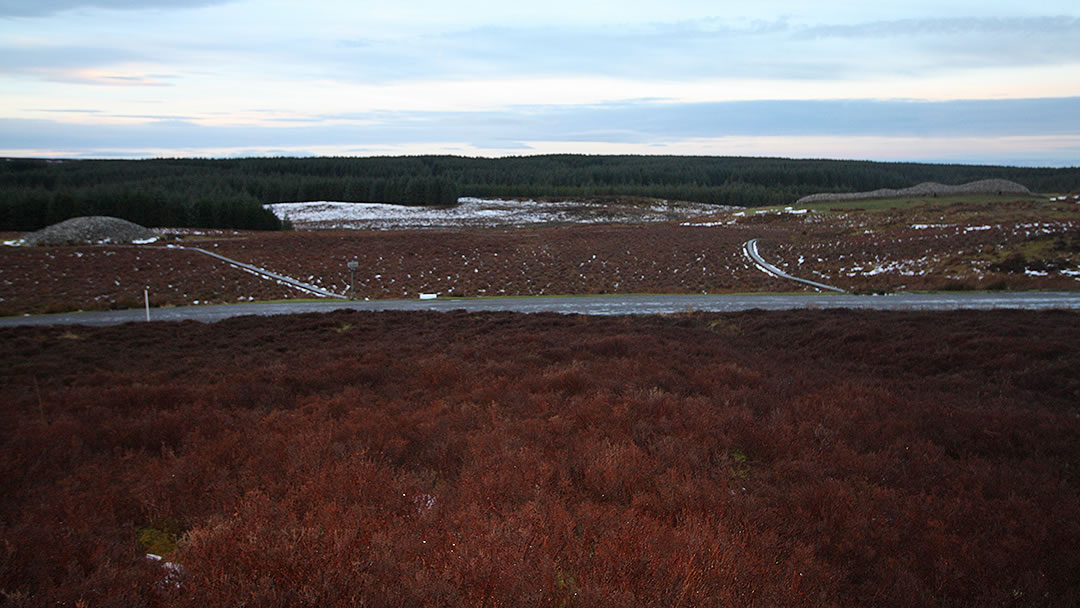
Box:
[2,309,1078,606]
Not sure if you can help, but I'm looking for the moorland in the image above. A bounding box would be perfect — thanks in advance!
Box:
[3,155,1078,316]
[2,191,1078,316]
[2,309,1079,606]
[1,155,1079,606]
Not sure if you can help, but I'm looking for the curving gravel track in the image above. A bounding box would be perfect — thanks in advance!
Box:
[176,245,346,299]
[742,239,847,293]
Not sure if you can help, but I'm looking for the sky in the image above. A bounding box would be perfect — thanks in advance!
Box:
[1,0,1079,166]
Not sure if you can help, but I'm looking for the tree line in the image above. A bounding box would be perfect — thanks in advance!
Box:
[2,155,1078,231]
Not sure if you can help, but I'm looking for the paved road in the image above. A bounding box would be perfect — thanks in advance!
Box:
[3,292,1080,327]
[743,238,847,293]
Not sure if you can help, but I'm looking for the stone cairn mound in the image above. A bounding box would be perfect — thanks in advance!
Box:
[796,179,1032,205]
[23,216,158,246]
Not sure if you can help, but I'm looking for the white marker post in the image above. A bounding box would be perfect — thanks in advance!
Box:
[144,288,150,322]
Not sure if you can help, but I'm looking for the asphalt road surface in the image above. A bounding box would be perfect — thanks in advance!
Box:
[3,292,1080,327]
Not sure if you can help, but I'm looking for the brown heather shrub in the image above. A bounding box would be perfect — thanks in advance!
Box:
[1,309,1078,606]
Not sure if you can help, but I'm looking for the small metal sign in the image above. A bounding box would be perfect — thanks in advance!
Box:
[347,260,359,299]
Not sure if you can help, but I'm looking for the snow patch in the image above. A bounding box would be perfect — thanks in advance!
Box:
[266,198,727,230]
[146,553,183,588]
[681,220,736,227]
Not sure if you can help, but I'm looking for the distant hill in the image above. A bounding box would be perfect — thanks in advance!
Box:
[796,179,1032,204]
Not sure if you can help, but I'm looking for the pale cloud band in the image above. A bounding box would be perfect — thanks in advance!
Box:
[4,15,1078,85]
[0,0,233,17]
[5,137,1077,169]
[2,98,1078,165]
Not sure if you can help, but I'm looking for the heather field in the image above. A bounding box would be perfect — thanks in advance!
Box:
[760,196,1080,293]
[2,194,1079,316]
[1,309,1078,606]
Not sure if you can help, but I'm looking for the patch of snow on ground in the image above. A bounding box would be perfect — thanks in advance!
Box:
[266,198,726,230]
[146,553,183,588]
[681,220,736,227]
[854,260,928,277]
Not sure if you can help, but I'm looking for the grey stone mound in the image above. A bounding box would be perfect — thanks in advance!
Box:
[796,179,1032,205]
[24,216,158,246]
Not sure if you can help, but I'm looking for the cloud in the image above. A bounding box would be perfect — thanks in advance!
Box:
[796,16,1080,73]
[0,45,146,71]
[37,108,103,114]
[4,97,1077,156]
[653,98,1080,138]
[6,7,1077,92]
[23,68,172,86]
[470,141,534,150]
[318,15,1080,85]
[0,44,175,86]
[331,21,818,82]
[0,0,235,18]
[800,16,1080,39]
[5,111,1078,166]
[339,98,1080,143]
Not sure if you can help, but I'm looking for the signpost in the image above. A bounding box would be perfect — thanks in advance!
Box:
[347,260,359,300]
